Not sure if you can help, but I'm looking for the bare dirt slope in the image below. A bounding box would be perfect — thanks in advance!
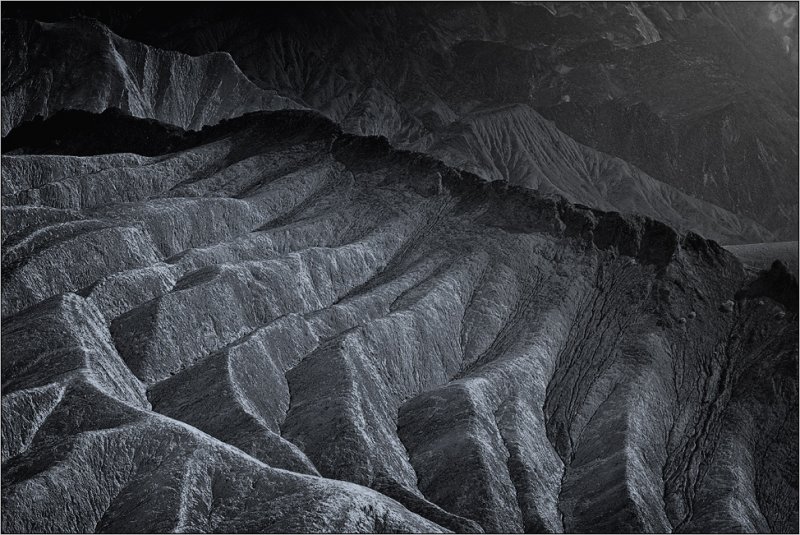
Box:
[2,110,797,533]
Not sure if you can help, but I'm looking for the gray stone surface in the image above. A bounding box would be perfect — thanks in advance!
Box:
[2,110,797,533]
[1,18,303,136]
[3,3,795,243]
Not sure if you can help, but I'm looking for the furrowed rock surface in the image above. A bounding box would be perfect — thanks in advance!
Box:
[424,104,772,244]
[0,18,302,136]
[533,1,798,238]
[3,3,795,242]
[2,110,797,533]
[1,46,774,248]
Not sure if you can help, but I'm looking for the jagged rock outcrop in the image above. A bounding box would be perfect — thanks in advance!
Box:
[3,3,796,242]
[2,110,797,533]
[1,101,774,246]
[0,17,301,136]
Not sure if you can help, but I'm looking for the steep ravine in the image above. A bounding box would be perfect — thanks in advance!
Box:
[2,110,797,533]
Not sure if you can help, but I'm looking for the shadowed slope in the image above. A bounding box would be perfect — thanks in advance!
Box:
[1,18,302,136]
[3,7,793,242]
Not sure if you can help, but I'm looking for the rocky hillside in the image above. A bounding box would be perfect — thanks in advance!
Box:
[1,18,302,136]
[534,1,799,236]
[2,110,797,533]
[424,104,771,243]
[2,100,773,246]
[2,2,796,242]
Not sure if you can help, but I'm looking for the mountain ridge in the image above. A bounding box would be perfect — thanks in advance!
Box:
[2,5,796,242]
[1,5,797,533]
[14,1,790,239]
[2,108,797,532]
[1,97,776,245]
[1,17,303,137]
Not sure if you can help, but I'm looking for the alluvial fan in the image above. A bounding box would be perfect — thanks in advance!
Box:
[1,109,797,533]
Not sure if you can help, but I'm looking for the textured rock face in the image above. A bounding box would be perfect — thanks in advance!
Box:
[2,2,796,242]
[535,1,798,238]
[2,110,797,533]
[424,104,772,244]
[0,18,302,136]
